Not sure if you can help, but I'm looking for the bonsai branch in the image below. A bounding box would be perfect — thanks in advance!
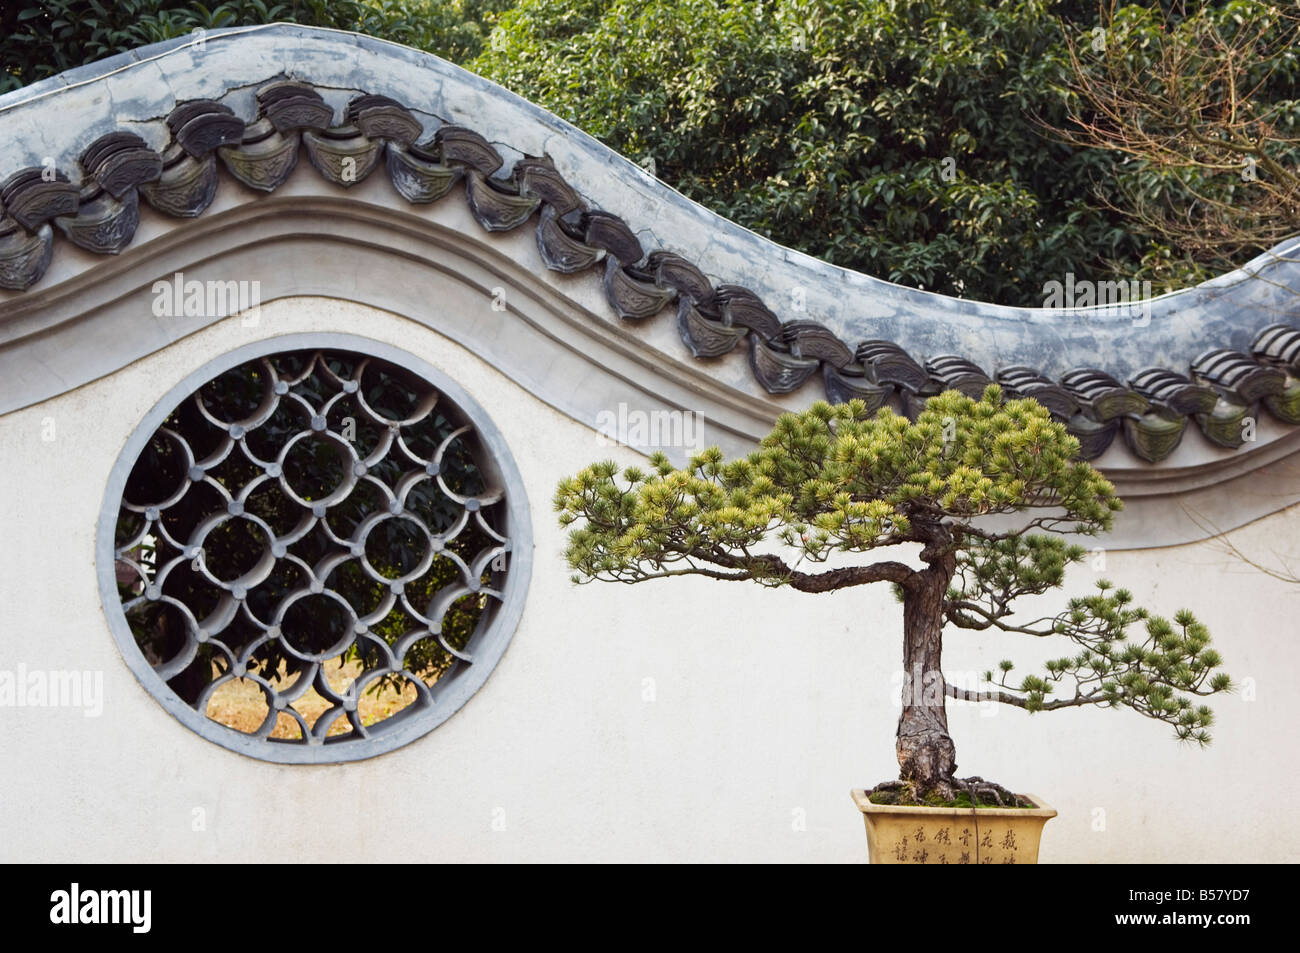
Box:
[946,683,1104,711]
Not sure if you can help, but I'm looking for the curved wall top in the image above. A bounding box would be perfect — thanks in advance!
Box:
[3,23,1300,547]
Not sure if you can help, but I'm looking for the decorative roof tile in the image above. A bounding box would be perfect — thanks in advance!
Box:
[2,76,1299,469]
[167,100,246,157]
[677,298,745,358]
[257,82,334,133]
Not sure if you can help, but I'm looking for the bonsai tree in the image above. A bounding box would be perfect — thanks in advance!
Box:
[555,386,1233,804]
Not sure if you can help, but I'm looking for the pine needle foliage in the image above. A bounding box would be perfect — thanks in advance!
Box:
[556,386,1232,744]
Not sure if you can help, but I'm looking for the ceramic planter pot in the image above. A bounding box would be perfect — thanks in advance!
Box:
[851,789,1057,864]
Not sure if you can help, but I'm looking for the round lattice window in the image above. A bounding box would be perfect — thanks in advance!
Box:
[97,335,531,763]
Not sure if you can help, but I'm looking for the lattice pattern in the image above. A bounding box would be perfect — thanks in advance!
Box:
[111,349,512,749]
[6,80,1300,463]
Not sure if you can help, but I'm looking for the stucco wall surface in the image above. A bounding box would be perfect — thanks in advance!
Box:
[0,298,1295,863]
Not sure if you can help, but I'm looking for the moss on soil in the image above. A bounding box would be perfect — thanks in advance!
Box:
[867,787,1037,809]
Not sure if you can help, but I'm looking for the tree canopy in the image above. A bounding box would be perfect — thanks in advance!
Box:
[475,0,1216,303]
[1057,0,1300,278]
[556,388,1231,797]
[6,1,1295,304]
[0,0,513,94]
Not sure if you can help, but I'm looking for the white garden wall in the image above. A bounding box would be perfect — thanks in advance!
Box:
[1,298,1294,863]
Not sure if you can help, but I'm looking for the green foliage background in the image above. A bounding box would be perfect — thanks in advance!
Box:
[5,1,1296,304]
[0,0,514,91]
[476,0,1154,304]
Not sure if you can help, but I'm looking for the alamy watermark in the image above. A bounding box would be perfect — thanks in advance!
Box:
[891,666,999,718]
[50,884,150,933]
[1042,273,1152,327]
[595,403,705,451]
[0,664,103,717]
[152,271,262,324]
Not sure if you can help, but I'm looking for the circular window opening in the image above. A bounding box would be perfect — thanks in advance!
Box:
[98,336,531,763]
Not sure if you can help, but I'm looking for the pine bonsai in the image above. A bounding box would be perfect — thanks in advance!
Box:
[555,386,1233,804]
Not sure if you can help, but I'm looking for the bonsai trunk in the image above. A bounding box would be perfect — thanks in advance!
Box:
[896,562,957,800]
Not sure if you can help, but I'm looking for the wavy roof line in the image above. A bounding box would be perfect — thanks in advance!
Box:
[3,24,1300,467]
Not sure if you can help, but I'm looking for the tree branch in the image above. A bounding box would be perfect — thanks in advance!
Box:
[946,683,1104,710]
[696,547,915,591]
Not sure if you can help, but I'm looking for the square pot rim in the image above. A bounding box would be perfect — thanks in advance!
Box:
[851,788,1058,819]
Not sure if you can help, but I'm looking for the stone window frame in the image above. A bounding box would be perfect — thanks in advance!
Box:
[95,331,533,763]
